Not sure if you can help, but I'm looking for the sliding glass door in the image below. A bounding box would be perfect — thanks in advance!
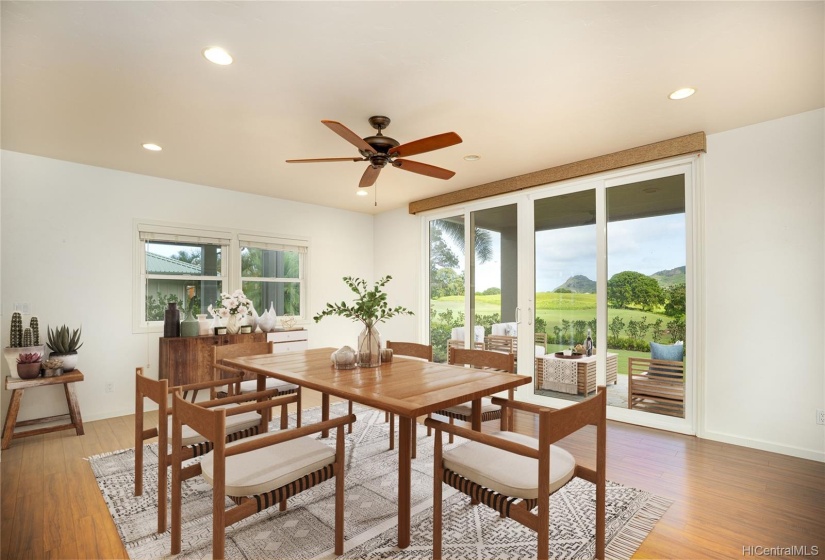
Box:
[424,158,695,432]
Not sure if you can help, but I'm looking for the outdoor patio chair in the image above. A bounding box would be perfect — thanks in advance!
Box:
[134,367,281,533]
[425,386,606,560]
[170,391,354,560]
[448,326,486,350]
[212,340,303,428]
[431,347,515,443]
[627,357,685,417]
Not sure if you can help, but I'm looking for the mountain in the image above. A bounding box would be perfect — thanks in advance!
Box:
[650,266,686,287]
[554,275,596,293]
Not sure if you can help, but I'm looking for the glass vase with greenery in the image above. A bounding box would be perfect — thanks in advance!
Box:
[313,276,413,367]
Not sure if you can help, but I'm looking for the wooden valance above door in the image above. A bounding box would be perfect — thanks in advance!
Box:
[408,132,705,214]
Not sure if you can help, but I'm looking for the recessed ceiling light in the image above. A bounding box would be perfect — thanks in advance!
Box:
[668,87,696,100]
[142,143,162,151]
[356,190,368,196]
[463,154,481,161]
[202,47,233,66]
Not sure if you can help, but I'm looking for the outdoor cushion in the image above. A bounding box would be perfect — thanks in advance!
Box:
[168,403,262,446]
[649,342,684,362]
[451,326,486,343]
[200,432,335,497]
[441,397,499,418]
[443,430,576,499]
[491,322,518,337]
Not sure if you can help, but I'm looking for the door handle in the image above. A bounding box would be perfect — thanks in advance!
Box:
[515,307,521,324]
[528,307,533,326]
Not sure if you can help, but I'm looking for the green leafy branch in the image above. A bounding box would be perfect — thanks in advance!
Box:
[313,276,414,328]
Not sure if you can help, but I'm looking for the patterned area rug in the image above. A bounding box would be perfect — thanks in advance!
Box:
[88,402,670,559]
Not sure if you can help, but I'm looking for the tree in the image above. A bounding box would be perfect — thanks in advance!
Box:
[651,318,665,342]
[667,317,686,343]
[429,219,493,300]
[664,283,686,317]
[607,271,664,311]
[608,315,625,341]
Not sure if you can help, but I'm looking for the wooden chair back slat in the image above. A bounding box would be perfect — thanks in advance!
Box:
[214,342,275,380]
[386,341,433,361]
[448,347,515,373]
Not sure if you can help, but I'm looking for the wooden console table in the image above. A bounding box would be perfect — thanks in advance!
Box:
[2,371,85,450]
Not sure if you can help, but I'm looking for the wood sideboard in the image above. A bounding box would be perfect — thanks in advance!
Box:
[158,329,309,387]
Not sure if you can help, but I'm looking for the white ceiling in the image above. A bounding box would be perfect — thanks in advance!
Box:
[2,1,822,215]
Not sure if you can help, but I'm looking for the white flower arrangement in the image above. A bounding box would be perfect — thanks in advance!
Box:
[208,289,253,319]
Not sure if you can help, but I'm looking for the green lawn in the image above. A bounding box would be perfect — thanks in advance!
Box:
[431,292,675,374]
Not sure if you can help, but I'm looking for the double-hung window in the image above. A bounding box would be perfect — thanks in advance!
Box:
[239,235,307,317]
[135,222,308,332]
[136,224,230,329]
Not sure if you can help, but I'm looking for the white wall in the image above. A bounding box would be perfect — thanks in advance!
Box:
[373,109,825,461]
[702,109,824,461]
[372,207,421,344]
[1,151,374,423]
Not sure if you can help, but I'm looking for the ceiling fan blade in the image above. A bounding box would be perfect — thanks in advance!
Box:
[359,165,382,188]
[322,120,376,154]
[392,159,455,180]
[389,132,462,158]
[286,157,364,163]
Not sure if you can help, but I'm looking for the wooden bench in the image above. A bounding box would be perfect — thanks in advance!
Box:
[2,371,85,449]
[627,357,685,417]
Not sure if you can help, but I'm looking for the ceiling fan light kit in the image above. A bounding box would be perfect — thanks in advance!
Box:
[287,116,462,191]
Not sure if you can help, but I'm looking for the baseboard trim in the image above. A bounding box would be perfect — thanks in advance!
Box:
[699,428,825,463]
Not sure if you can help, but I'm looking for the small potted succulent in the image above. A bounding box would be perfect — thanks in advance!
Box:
[16,352,42,379]
[42,358,64,377]
[46,325,83,372]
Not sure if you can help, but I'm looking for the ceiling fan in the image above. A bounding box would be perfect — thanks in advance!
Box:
[286,116,462,188]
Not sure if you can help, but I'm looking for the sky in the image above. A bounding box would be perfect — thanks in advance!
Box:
[472,213,686,292]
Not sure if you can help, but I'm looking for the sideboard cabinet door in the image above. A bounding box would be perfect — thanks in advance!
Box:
[158,332,265,386]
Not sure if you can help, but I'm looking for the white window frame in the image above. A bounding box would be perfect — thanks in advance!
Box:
[133,220,310,333]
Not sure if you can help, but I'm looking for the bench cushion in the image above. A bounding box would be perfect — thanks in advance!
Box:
[200,432,335,497]
[443,431,576,499]
[168,403,262,446]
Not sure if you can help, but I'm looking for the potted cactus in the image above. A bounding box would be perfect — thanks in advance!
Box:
[4,312,46,378]
[46,324,83,372]
[16,352,42,379]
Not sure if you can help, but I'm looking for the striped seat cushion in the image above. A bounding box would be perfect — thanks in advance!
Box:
[217,378,299,395]
[443,431,576,499]
[439,397,499,419]
[167,403,262,446]
[200,432,335,497]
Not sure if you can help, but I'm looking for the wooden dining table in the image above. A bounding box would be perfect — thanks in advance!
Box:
[224,347,531,549]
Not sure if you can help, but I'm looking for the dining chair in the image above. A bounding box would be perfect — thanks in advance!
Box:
[425,386,607,560]
[432,347,515,443]
[385,341,433,455]
[212,340,303,427]
[170,391,354,560]
[134,367,282,533]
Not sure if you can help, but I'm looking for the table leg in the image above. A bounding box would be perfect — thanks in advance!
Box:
[63,383,84,436]
[411,419,417,459]
[321,393,330,438]
[471,398,481,431]
[398,415,412,548]
[2,389,24,450]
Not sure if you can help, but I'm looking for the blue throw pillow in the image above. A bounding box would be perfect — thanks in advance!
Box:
[649,342,684,362]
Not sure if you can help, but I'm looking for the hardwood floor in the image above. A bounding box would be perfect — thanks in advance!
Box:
[2,389,823,559]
